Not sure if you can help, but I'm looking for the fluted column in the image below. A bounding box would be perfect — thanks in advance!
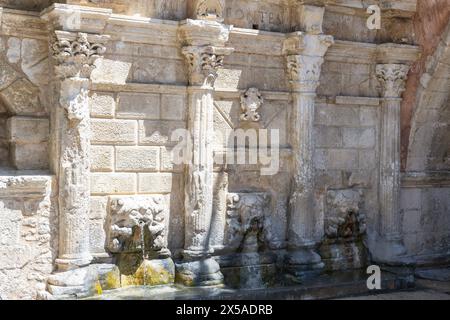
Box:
[176,19,234,286]
[374,64,410,263]
[283,32,333,281]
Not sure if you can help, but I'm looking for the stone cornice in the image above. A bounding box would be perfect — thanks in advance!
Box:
[41,3,112,34]
[402,172,450,188]
[0,7,48,39]
[0,172,54,198]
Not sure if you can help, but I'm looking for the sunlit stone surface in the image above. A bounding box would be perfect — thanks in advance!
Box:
[0,0,449,300]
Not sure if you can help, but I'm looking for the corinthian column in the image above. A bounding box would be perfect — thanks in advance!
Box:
[176,19,234,286]
[50,31,109,271]
[374,64,410,264]
[283,32,333,281]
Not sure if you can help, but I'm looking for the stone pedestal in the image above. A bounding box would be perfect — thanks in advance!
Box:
[176,19,233,286]
[283,32,333,281]
[373,64,411,264]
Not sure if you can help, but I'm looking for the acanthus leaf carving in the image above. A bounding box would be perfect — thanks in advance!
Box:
[51,31,109,79]
[182,45,233,87]
[376,64,410,98]
[286,55,325,92]
[240,88,264,123]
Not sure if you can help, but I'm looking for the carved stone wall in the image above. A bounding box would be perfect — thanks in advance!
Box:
[0,0,449,299]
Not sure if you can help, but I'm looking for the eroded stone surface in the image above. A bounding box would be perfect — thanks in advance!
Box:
[0,0,448,300]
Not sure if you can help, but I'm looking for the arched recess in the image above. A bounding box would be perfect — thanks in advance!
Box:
[406,22,450,173]
[0,57,49,170]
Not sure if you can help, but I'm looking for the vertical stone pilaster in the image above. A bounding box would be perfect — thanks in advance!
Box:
[176,19,234,286]
[40,5,111,298]
[374,63,410,264]
[283,32,333,281]
[50,31,109,271]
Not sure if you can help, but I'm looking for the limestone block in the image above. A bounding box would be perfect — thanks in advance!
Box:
[343,128,376,148]
[8,117,49,143]
[0,59,19,90]
[21,38,49,85]
[359,107,379,126]
[161,94,186,121]
[314,126,343,148]
[7,37,21,64]
[115,146,159,172]
[138,120,186,146]
[91,58,132,85]
[90,92,116,118]
[138,173,174,194]
[0,79,43,116]
[117,93,160,120]
[90,264,121,291]
[314,149,359,170]
[90,197,109,220]
[160,146,184,172]
[11,143,48,170]
[91,119,137,145]
[315,104,360,127]
[358,150,376,170]
[119,257,175,287]
[91,173,137,195]
[91,146,114,172]
[89,221,107,254]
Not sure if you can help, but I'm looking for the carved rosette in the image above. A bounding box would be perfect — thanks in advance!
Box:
[240,88,264,122]
[51,31,109,79]
[376,64,410,98]
[182,45,233,87]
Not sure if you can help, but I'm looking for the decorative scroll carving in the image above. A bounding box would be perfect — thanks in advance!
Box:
[108,196,170,257]
[225,192,271,252]
[195,0,225,20]
[51,31,109,79]
[376,64,410,98]
[182,45,233,86]
[325,190,366,240]
[286,55,324,92]
[240,88,263,122]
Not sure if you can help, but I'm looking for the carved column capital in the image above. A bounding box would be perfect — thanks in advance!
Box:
[50,31,109,79]
[182,45,234,87]
[376,64,410,99]
[284,33,334,93]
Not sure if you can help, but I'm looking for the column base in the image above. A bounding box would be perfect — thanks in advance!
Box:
[175,256,224,287]
[371,237,414,266]
[55,253,93,272]
[42,265,99,299]
[284,247,324,283]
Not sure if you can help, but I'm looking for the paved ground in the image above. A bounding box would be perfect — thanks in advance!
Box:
[339,279,450,300]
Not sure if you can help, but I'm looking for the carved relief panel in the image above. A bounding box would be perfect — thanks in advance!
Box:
[325,189,366,241]
[108,196,170,258]
[225,192,273,253]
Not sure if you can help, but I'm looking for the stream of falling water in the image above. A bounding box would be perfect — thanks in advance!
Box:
[139,222,147,286]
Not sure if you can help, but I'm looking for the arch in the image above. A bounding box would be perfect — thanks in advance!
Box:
[0,56,48,170]
[406,22,450,172]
